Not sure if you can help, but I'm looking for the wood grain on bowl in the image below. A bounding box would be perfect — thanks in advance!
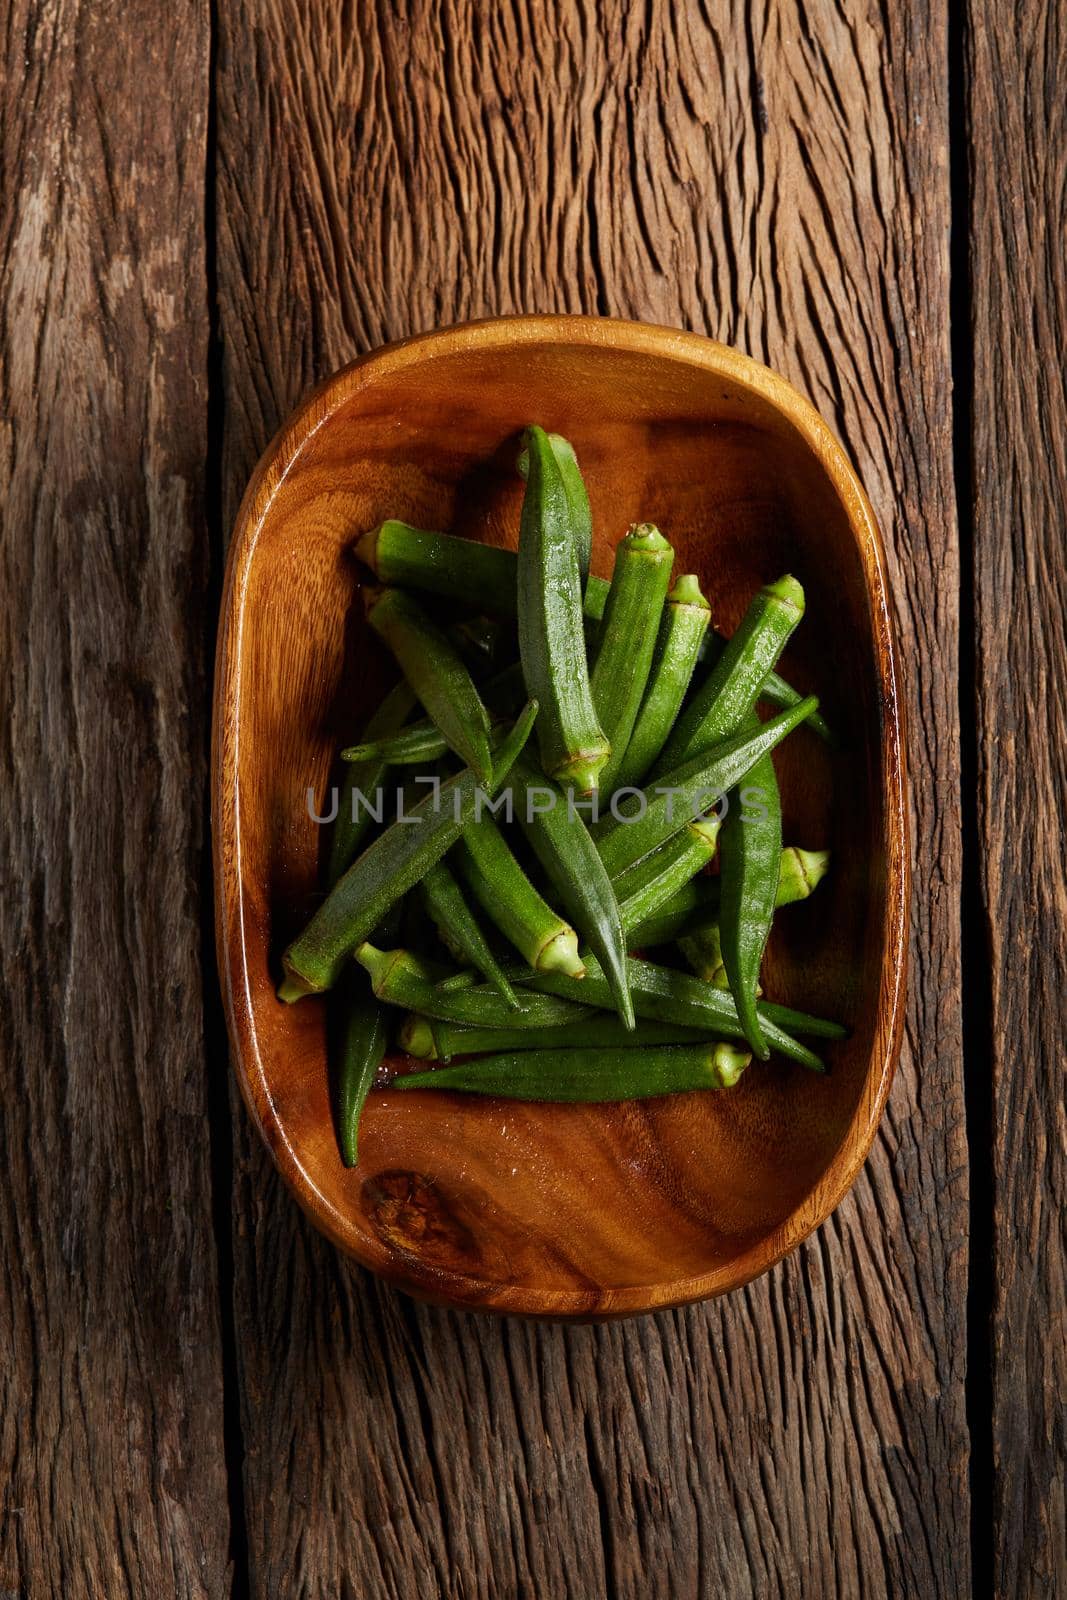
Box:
[212,316,908,1317]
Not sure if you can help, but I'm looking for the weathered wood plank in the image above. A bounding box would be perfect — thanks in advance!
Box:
[216,2,969,1594]
[0,2,231,1595]
[968,2,1067,1592]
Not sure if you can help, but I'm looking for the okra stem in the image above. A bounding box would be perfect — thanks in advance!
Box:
[391,1043,749,1101]
[454,815,585,977]
[777,847,831,904]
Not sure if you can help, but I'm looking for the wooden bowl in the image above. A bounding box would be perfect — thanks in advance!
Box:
[212,316,908,1319]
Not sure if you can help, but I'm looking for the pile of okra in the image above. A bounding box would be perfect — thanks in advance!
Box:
[279,426,844,1166]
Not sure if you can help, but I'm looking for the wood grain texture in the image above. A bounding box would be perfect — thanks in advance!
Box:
[968,0,1067,1592]
[0,2,231,1595]
[215,1,970,1594]
[213,319,908,1315]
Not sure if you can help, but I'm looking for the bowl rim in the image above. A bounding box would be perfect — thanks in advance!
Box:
[212,313,910,1319]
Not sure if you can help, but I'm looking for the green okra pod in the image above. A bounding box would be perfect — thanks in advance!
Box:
[506,953,842,1070]
[517,425,608,792]
[596,696,818,878]
[454,814,585,977]
[627,880,721,950]
[357,518,599,622]
[342,662,527,765]
[552,436,593,587]
[368,587,494,782]
[328,680,418,886]
[398,1012,711,1061]
[331,896,406,1166]
[391,1042,750,1101]
[611,573,711,790]
[582,575,608,620]
[654,575,805,772]
[680,924,728,987]
[614,815,721,939]
[628,844,831,949]
[509,752,633,1027]
[343,720,452,767]
[680,846,831,997]
[693,630,835,745]
[717,730,782,1059]
[356,521,520,612]
[333,976,389,1167]
[518,432,592,584]
[278,701,538,1000]
[420,860,519,1007]
[354,525,830,740]
[356,944,592,1029]
[759,671,834,744]
[589,524,675,791]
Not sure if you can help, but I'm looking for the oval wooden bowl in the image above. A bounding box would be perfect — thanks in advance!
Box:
[212,315,908,1319]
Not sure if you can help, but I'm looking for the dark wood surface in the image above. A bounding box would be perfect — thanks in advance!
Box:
[0,1,1060,1596]
[0,1,231,1596]
[968,0,1067,1594]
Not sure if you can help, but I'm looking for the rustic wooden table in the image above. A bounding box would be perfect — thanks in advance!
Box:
[2,2,1063,1596]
